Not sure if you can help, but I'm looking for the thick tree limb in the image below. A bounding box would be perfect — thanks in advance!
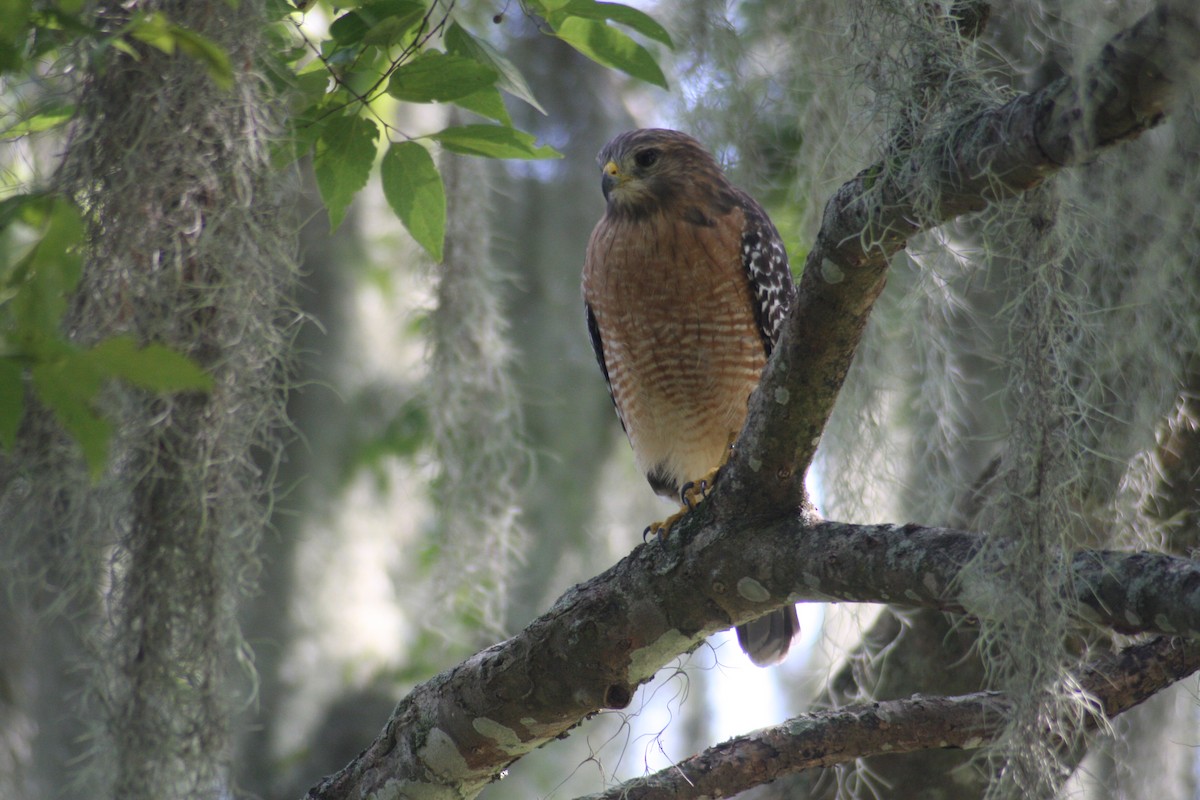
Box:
[303,5,1200,798]
[303,513,1200,800]
[573,636,1200,800]
[736,521,1200,638]
[719,0,1200,517]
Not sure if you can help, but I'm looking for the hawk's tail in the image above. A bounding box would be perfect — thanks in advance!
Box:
[736,605,800,667]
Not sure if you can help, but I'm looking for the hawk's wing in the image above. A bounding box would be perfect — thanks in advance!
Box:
[734,189,794,357]
[585,301,626,433]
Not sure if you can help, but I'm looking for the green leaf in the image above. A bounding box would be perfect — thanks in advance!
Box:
[429,125,561,160]
[8,198,85,338]
[331,0,425,45]
[169,25,234,89]
[329,11,367,45]
[553,16,667,88]
[265,0,297,19]
[362,5,426,46]
[128,11,177,53]
[127,12,234,89]
[86,336,213,392]
[0,0,32,47]
[0,0,30,71]
[273,100,328,168]
[445,23,546,115]
[0,190,43,230]
[0,357,23,450]
[314,115,379,230]
[0,42,20,75]
[451,88,511,125]
[387,51,497,104]
[547,0,672,47]
[31,353,111,478]
[32,7,99,38]
[110,37,138,60]
[18,336,212,475]
[381,141,445,262]
[0,105,75,139]
[292,65,331,108]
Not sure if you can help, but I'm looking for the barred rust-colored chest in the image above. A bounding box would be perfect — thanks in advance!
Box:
[583,207,765,496]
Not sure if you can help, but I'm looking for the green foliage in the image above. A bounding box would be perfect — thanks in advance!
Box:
[430,124,561,159]
[544,0,673,46]
[0,103,74,139]
[531,0,671,88]
[1,0,672,471]
[29,347,113,474]
[381,141,445,261]
[86,337,213,393]
[329,0,426,47]
[0,4,240,146]
[445,23,545,115]
[1,195,83,339]
[314,114,380,231]
[551,16,667,89]
[385,51,497,103]
[274,0,670,256]
[0,0,33,73]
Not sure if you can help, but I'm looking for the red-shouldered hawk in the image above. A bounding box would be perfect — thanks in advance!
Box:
[582,128,799,667]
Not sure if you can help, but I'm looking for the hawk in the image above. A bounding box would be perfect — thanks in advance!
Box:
[582,128,799,666]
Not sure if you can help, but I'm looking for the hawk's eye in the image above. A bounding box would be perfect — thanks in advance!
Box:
[634,148,660,169]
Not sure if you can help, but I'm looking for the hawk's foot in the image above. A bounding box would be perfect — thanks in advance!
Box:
[643,507,689,543]
[642,465,723,542]
[680,465,721,510]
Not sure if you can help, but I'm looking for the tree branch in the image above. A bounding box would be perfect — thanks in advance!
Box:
[719,0,1200,516]
[697,519,1200,638]
[572,636,1200,800]
[303,513,1200,799]
[303,5,1200,798]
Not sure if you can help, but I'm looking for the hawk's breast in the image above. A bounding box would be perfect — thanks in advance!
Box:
[583,206,766,496]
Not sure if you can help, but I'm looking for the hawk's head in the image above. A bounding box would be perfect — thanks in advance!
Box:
[596,128,735,218]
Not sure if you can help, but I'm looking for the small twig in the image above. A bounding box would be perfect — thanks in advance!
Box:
[289,0,457,138]
[571,637,1200,800]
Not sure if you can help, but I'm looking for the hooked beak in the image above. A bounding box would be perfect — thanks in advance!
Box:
[601,160,620,201]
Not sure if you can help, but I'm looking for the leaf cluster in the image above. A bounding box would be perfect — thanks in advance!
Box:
[277,0,670,256]
[0,0,672,473]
